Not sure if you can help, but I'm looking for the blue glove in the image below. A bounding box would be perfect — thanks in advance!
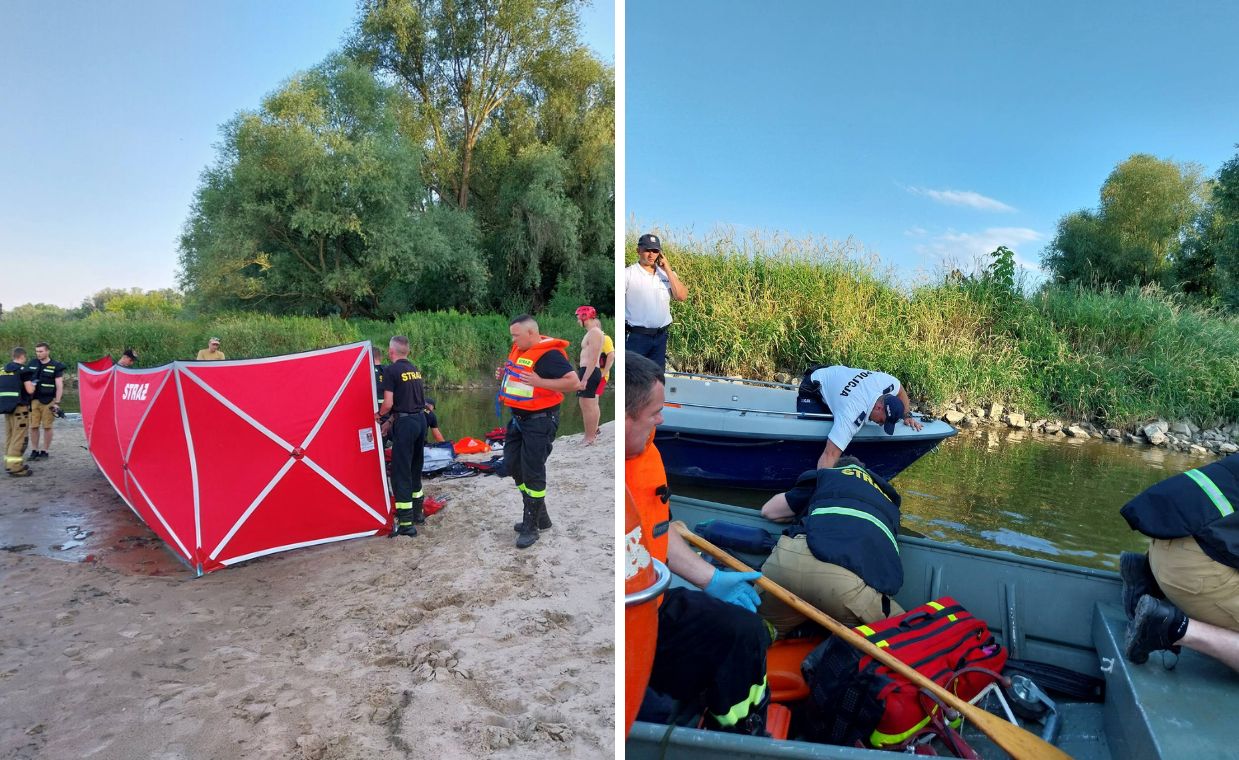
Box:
[703,570,762,612]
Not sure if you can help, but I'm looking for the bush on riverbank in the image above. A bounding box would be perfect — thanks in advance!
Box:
[632,231,1239,426]
[0,311,608,386]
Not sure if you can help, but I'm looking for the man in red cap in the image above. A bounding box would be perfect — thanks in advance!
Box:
[574,305,612,445]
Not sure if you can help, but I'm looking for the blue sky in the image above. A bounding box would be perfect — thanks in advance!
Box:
[0,0,613,310]
[626,0,1239,284]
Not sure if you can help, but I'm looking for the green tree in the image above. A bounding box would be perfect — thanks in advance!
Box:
[1213,148,1239,307]
[99,288,185,318]
[1043,154,1206,287]
[4,303,73,321]
[350,0,585,212]
[488,144,582,312]
[178,56,488,318]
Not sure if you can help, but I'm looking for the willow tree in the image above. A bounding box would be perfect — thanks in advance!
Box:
[350,0,584,211]
[177,56,488,317]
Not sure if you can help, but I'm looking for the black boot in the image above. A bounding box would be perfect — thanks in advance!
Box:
[513,497,552,531]
[515,500,539,549]
[391,507,418,537]
[1125,595,1187,664]
[411,497,426,524]
[1120,551,1164,619]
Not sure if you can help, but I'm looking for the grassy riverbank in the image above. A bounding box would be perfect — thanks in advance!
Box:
[0,311,610,386]
[635,232,1239,426]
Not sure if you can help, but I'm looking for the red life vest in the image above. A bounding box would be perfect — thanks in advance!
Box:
[499,336,571,411]
[624,434,671,564]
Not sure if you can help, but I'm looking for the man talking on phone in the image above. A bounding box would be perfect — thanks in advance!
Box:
[625,233,687,370]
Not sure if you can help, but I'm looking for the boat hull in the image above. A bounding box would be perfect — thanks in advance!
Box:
[654,429,947,488]
[656,373,955,488]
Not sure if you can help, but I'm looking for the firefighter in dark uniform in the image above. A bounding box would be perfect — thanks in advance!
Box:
[497,315,579,549]
[27,342,66,459]
[1120,453,1239,672]
[377,336,427,537]
[758,456,906,636]
[625,352,772,734]
[2,347,38,477]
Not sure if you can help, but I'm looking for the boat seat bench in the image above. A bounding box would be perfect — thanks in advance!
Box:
[1092,601,1239,759]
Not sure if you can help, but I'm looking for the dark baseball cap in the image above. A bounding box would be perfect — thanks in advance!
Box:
[881,394,905,435]
[426,398,436,407]
[122,348,139,361]
[637,233,662,252]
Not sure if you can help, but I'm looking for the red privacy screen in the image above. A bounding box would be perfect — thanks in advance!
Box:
[79,342,390,575]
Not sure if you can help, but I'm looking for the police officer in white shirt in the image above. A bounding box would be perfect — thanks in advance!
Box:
[624,233,687,369]
[799,365,924,469]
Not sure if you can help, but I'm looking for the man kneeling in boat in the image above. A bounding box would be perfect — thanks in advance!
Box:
[758,457,905,636]
[1119,452,1239,672]
[626,352,773,734]
[799,365,923,469]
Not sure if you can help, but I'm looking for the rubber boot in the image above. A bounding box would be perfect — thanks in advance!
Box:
[410,496,426,524]
[515,500,539,549]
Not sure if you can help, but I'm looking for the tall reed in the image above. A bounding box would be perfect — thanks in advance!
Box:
[0,311,607,387]
[628,229,1239,425]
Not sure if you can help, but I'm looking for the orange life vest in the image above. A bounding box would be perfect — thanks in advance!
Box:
[624,434,671,564]
[499,336,571,411]
[624,487,659,735]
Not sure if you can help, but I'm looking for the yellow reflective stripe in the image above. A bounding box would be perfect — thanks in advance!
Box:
[855,624,876,637]
[516,483,528,494]
[1185,469,1235,517]
[411,490,423,499]
[395,502,412,511]
[948,614,958,622]
[876,640,889,648]
[0,391,17,397]
[710,677,768,727]
[809,507,899,554]
[5,456,24,463]
[525,487,547,498]
[871,714,934,747]
[927,601,945,611]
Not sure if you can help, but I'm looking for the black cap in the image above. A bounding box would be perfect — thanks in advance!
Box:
[637,233,662,252]
[123,348,139,361]
[426,398,436,407]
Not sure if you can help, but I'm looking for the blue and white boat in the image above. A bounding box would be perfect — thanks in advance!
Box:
[656,373,957,488]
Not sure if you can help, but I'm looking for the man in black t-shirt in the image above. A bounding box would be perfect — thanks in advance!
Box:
[497,315,579,548]
[424,398,446,443]
[378,336,428,537]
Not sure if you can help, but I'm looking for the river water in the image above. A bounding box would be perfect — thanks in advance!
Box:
[673,425,1215,572]
[62,382,615,439]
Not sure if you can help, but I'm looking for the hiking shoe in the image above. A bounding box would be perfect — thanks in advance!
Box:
[1120,551,1164,619]
[1125,595,1187,665]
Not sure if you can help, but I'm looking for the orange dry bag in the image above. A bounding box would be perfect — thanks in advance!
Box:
[624,487,670,735]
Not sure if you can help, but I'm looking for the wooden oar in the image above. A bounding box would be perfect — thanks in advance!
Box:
[672,522,1071,760]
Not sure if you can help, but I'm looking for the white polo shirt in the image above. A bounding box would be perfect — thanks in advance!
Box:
[810,365,901,452]
[624,263,673,329]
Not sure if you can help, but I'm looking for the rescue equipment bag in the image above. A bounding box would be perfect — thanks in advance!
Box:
[801,596,1007,749]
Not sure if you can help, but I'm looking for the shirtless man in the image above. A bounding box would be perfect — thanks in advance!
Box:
[574,305,606,445]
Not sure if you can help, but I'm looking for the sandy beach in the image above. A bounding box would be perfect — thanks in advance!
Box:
[0,417,616,759]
